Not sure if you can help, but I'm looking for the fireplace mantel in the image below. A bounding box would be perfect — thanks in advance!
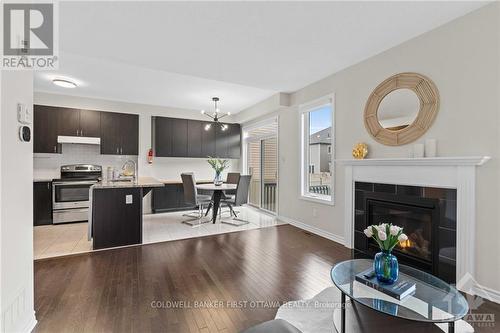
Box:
[342,155,490,290]
[337,156,490,166]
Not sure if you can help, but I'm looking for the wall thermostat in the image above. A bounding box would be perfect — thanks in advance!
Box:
[17,103,32,124]
[19,126,31,142]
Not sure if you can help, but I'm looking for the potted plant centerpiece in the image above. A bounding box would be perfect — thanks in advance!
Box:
[207,157,229,186]
[363,223,408,284]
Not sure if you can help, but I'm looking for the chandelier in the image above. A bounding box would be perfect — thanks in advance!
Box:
[201,97,230,131]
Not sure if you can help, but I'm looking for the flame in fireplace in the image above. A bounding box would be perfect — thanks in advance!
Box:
[399,239,412,249]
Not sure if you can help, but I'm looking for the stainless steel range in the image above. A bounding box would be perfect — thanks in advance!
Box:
[52,164,102,224]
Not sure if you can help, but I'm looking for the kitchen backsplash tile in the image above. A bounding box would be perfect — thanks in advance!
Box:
[34,144,137,179]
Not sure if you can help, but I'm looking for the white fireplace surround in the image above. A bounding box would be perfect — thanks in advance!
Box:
[340,156,491,292]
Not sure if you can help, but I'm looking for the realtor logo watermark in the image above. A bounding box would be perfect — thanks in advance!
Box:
[2,2,58,69]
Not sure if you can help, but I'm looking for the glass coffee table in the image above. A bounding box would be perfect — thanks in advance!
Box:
[330,259,469,333]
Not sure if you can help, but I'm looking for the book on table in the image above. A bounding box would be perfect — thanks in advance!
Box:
[355,269,416,301]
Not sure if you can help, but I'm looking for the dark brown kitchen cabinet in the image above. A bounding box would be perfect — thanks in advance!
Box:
[227,124,241,159]
[153,116,240,158]
[79,109,101,137]
[215,124,230,158]
[216,123,240,159]
[187,120,202,157]
[100,112,139,155]
[58,108,101,137]
[152,184,194,213]
[33,105,60,153]
[57,107,80,136]
[33,181,52,225]
[100,112,121,155]
[34,105,138,155]
[120,113,139,155]
[153,117,172,157]
[171,118,188,157]
[201,122,216,157]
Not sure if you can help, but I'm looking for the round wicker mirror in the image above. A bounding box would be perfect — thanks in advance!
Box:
[364,72,439,146]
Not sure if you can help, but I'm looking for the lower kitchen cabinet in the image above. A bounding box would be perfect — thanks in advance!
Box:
[92,187,142,250]
[34,181,53,226]
[152,184,195,213]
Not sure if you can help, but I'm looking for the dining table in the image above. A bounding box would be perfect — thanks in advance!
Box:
[196,183,237,224]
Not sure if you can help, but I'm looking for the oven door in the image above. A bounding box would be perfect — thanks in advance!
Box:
[52,181,95,210]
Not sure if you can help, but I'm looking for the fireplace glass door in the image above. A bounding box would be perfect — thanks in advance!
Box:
[368,200,434,263]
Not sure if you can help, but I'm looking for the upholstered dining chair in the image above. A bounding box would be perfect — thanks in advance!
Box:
[181,173,212,226]
[220,175,251,226]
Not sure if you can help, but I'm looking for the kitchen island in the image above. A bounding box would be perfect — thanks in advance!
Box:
[90,177,164,250]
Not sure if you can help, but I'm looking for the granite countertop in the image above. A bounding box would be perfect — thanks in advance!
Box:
[92,177,165,189]
[34,178,55,182]
[160,179,212,184]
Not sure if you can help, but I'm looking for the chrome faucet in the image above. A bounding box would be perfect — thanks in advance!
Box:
[121,160,137,182]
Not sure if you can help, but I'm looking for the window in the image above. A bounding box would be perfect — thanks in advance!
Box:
[300,95,334,204]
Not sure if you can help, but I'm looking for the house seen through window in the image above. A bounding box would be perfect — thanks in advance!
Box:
[301,98,334,202]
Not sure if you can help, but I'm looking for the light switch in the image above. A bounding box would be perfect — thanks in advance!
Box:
[125,194,133,204]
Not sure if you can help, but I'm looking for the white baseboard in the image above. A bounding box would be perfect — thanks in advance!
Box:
[23,312,37,333]
[471,284,500,305]
[278,215,345,246]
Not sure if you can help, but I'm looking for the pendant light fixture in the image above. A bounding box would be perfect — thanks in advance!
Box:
[201,97,230,131]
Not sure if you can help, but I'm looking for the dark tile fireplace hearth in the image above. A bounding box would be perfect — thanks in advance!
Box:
[353,182,457,283]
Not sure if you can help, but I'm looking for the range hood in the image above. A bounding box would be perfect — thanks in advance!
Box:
[57,136,101,145]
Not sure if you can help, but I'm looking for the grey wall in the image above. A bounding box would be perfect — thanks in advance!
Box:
[237,4,500,293]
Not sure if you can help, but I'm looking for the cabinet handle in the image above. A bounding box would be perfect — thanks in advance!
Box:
[116,147,119,154]
[53,145,56,153]
[121,147,123,155]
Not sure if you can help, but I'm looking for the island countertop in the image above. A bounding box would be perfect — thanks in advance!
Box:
[92,177,165,189]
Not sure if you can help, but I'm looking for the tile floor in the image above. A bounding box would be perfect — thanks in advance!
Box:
[34,206,284,260]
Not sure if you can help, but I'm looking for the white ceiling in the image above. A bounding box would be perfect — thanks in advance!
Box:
[34,1,488,113]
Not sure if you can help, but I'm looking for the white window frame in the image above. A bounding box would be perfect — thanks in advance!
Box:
[299,94,335,205]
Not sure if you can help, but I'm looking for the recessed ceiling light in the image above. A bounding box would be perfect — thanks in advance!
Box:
[52,79,77,88]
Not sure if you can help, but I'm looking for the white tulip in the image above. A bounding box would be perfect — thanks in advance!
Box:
[380,223,387,230]
[364,228,373,238]
[398,233,408,242]
[378,230,387,241]
[389,225,400,236]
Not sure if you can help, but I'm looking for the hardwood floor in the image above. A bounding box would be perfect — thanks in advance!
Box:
[34,225,500,333]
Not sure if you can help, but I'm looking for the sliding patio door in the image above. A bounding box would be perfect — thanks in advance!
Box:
[248,141,261,207]
[261,137,277,212]
[244,118,278,214]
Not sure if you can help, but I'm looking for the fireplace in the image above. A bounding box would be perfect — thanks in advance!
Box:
[353,182,457,283]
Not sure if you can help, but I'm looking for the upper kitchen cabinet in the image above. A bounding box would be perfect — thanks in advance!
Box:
[215,123,241,159]
[153,117,172,157]
[171,118,188,157]
[57,107,80,136]
[153,117,188,157]
[79,110,101,137]
[101,112,139,155]
[120,113,139,155]
[33,105,60,153]
[58,108,101,137]
[201,122,216,157]
[227,124,241,159]
[187,120,202,157]
[34,105,138,155]
[152,116,240,158]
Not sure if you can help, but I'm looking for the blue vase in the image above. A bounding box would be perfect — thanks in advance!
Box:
[374,251,399,284]
[214,172,223,186]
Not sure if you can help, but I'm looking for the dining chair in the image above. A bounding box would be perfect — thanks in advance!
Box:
[180,173,212,226]
[220,175,251,226]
